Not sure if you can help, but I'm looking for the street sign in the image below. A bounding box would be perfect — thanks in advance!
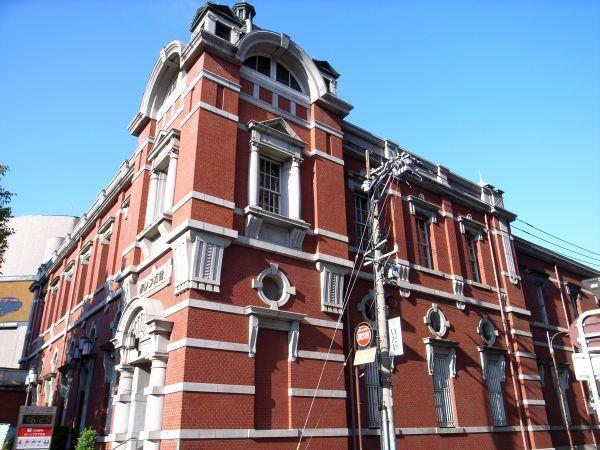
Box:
[354,347,377,366]
[14,406,55,450]
[388,317,404,357]
[354,322,373,349]
[569,315,600,350]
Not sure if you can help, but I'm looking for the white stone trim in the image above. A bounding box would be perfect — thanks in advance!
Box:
[164,298,343,330]
[303,149,344,166]
[172,190,236,213]
[159,104,184,132]
[163,382,255,395]
[510,329,533,338]
[534,340,573,352]
[521,399,546,406]
[167,337,247,353]
[239,92,310,128]
[530,321,569,333]
[183,69,241,98]
[519,374,542,381]
[313,228,348,243]
[297,350,345,362]
[180,99,238,127]
[514,351,538,359]
[165,299,245,317]
[311,120,344,139]
[288,388,347,398]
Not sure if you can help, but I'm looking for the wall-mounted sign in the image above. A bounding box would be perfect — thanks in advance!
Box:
[137,260,172,297]
[354,322,373,349]
[388,316,404,357]
[15,406,56,450]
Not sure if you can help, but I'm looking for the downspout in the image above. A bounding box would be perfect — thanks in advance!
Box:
[485,212,529,449]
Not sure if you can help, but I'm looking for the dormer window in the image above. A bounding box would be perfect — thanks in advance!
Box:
[243,56,303,93]
[215,21,231,41]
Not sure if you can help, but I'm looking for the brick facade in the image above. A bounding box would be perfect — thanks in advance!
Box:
[20,3,599,449]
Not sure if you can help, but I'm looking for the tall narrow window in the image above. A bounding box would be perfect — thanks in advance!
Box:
[465,233,481,282]
[432,350,456,427]
[153,171,168,220]
[354,194,369,248]
[484,354,507,426]
[259,157,281,214]
[415,216,432,269]
[535,283,549,324]
[567,284,581,319]
[553,366,572,424]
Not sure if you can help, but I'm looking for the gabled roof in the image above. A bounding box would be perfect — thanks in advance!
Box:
[190,2,244,32]
[313,59,340,79]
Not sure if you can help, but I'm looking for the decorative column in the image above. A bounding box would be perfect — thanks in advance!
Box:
[163,151,179,214]
[289,155,302,220]
[112,366,134,436]
[142,357,167,450]
[248,140,260,207]
[144,171,159,226]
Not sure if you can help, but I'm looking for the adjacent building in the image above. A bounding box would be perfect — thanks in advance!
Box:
[0,215,77,438]
[19,3,599,449]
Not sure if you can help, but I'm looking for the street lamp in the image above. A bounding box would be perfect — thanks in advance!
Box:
[547,331,574,450]
[25,368,38,406]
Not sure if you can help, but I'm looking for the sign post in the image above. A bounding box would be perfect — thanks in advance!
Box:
[354,322,376,366]
[13,406,56,450]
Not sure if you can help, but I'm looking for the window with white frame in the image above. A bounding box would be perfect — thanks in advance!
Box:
[243,56,304,93]
[354,194,369,248]
[415,216,432,269]
[245,119,308,249]
[465,232,481,283]
[259,157,281,214]
[144,129,179,228]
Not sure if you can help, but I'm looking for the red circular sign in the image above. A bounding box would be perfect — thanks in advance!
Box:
[355,322,373,348]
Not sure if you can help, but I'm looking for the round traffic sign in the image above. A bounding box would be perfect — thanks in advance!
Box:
[355,322,373,348]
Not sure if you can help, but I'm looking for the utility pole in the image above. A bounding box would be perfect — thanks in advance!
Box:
[362,151,417,450]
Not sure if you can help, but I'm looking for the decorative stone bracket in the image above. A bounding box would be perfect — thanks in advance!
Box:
[316,262,348,314]
[423,337,458,377]
[457,215,485,240]
[170,229,233,294]
[246,306,306,361]
[407,195,439,223]
[245,205,309,250]
[478,346,506,381]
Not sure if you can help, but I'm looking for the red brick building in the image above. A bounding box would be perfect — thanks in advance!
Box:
[20,2,599,449]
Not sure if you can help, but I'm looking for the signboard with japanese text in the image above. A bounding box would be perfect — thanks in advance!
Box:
[388,317,404,357]
[14,406,55,450]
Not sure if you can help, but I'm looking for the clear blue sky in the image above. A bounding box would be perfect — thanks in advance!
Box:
[1,0,599,268]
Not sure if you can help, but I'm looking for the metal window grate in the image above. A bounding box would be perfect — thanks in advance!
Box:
[485,357,507,426]
[433,353,455,427]
[259,157,281,214]
[365,357,381,428]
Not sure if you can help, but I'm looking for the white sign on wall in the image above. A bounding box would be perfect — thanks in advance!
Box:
[388,316,404,357]
[137,260,172,297]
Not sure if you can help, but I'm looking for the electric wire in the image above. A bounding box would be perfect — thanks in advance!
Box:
[516,218,600,257]
[297,172,395,448]
[511,225,600,264]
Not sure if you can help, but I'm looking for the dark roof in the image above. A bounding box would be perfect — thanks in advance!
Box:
[313,59,340,79]
[190,2,243,32]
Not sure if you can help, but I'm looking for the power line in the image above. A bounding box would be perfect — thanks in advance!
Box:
[516,218,600,257]
[512,225,600,265]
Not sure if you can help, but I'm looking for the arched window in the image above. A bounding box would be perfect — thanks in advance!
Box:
[243,56,303,93]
